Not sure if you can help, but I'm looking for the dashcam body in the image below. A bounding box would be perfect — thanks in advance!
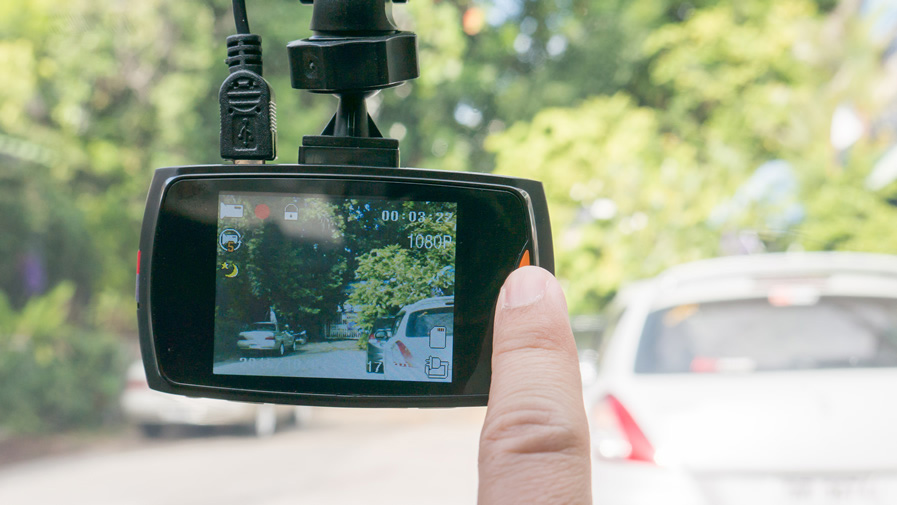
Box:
[139,0,554,408]
[137,164,553,407]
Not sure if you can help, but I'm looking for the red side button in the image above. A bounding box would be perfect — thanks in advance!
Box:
[136,250,141,304]
[518,250,531,268]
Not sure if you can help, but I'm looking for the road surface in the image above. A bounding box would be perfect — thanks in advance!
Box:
[0,408,486,505]
[215,340,373,380]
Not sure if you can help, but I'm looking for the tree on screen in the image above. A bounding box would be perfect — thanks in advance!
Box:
[347,207,456,331]
[243,200,347,341]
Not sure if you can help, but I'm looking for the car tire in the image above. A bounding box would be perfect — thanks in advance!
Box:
[253,405,277,437]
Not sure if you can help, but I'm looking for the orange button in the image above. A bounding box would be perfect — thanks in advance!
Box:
[518,250,531,268]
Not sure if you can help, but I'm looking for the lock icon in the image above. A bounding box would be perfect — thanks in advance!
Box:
[284,204,299,221]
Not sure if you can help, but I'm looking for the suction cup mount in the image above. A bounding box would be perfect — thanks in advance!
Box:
[290,0,418,167]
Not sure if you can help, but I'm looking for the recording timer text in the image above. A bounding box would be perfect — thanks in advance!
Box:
[381,211,455,224]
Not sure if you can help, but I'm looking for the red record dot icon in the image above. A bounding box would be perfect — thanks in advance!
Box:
[254,204,270,220]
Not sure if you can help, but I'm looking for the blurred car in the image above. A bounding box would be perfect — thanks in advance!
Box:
[384,296,454,381]
[121,361,310,437]
[586,252,897,505]
[236,321,295,356]
[365,317,395,374]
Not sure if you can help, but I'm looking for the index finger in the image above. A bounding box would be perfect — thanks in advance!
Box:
[478,266,592,505]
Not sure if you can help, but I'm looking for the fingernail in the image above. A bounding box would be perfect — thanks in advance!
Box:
[500,268,548,309]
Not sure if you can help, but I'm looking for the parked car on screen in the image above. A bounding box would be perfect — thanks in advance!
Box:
[383,296,454,382]
[121,361,310,437]
[236,321,294,356]
[586,252,897,505]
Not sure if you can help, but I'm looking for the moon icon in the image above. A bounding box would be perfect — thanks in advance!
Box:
[220,262,239,278]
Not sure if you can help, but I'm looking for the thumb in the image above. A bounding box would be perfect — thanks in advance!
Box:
[478,266,591,505]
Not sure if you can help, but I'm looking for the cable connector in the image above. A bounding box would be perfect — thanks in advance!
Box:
[219,34,276,162]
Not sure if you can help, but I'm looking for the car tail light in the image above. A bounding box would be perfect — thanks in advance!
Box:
[590,394,655,464]
[265,336,275,340]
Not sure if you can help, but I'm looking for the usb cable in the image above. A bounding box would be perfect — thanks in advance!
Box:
[219,0,276,163]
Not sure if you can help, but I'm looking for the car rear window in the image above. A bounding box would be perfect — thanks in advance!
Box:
[405,308,454,338]
[635,297,897,374]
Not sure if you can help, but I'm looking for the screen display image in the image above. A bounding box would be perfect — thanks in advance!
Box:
[212,192,457,383]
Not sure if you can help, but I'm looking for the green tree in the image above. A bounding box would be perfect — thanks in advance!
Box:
[348,243,455,331]
[242,199,347,340]
[0,284,124,433]
[347,203,457,330]
[490,0,897,312]
[3,0,893,432]
[0,165,98,310]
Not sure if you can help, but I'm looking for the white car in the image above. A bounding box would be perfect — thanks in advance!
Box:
[586,252,897,505]
[236,321,296,356]
[383,296,454,382]
[121,361,310,437]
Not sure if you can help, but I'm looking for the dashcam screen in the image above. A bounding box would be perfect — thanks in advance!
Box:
[212,192,456,383]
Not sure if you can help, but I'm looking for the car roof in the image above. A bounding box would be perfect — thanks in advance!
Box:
[623,252,897,309]
[657,252,897,285]
[399,296,454,313]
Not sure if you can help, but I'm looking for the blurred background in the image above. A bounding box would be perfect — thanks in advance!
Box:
[2,0,897,504]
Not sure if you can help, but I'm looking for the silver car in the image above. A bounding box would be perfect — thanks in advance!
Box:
[236,322,295,356]
[586,252,897,505]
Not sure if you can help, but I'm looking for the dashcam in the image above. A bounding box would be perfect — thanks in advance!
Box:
[137,165,552,407]
[136,0,554,408]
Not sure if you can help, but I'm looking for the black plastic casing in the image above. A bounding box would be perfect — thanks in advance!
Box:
[137,164,553,408]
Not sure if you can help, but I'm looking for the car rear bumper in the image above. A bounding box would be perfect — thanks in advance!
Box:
[237,341,276,351]
[592,459,897,505]
[695,472,897,505]
[592,459,707,505]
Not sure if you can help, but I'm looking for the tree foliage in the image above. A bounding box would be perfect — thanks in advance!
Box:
[212,197,456,341]
[0,284,124,434]
[491,0,897,311]
[3,0,897,431]
[245,200,347,340]
[349,218,456,331]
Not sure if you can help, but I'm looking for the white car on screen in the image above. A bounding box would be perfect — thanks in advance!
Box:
[383,296,454,382]
[586,252,897,505]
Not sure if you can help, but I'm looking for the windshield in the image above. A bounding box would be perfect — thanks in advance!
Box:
[405,308,454,338]
[635,297,897,374]
[250,323,276,332]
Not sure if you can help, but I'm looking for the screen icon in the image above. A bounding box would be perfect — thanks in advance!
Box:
[429,326,447,349]
[219,202,244,219]
[254,204,271,220]
[284,204,299,221]
[219,261,239,278]
[425,356,449,379]
[218,229,243,252]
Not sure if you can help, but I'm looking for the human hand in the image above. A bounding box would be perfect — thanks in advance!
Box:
[478,266,592,504]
